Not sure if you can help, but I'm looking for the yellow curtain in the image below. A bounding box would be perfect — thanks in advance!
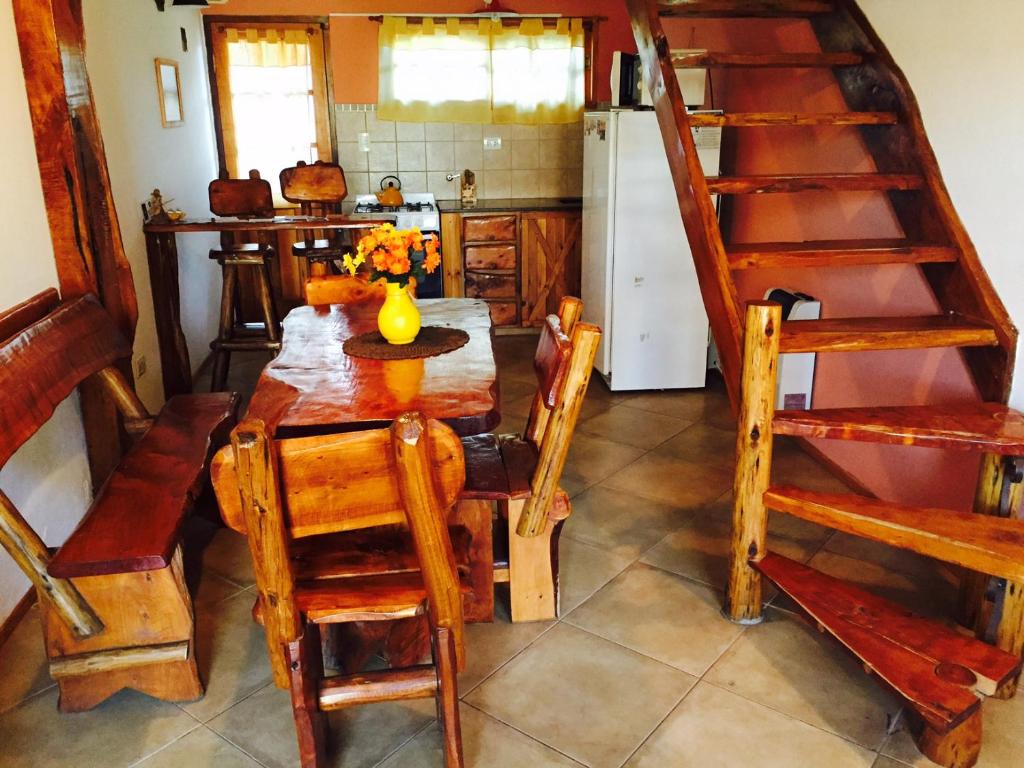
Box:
[491,18,585,125]
[225,27,311,68]
[377,17,585,125]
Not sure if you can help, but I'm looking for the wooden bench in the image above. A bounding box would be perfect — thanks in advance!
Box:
[0,289,239,712]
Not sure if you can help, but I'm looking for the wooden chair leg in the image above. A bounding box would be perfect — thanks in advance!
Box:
[255,259,280,344]
[286,624,328,768]
[452,499,495,622]
[726,302,781,624]
[504,499,559,622]
[434,625,464,768]
[211,262,237,392]
[994,579,1024,698]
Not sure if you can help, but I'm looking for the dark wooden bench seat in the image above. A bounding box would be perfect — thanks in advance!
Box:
[0,289,239,712]
[460,433,538,501]
[49,393,239,578]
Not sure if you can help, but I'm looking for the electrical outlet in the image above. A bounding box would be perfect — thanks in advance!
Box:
[134,355,147,379]
[483,136,502,150]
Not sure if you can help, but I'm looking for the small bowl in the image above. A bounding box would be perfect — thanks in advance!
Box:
[166,209,187,222]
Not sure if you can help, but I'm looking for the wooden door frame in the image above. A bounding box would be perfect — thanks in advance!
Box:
[12,0,138,488]
[203,15,338,178]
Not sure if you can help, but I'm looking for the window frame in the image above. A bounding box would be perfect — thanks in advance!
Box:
[204,16,337,184]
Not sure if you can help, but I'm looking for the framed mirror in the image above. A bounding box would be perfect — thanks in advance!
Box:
[155,58,184,127]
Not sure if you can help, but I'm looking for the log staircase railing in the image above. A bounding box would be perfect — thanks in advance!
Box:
[625,2,1023,766]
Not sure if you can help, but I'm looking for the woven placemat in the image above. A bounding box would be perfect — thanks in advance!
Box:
[343,326,470,360]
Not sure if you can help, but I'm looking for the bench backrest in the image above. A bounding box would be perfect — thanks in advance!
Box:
[0,291,132,468]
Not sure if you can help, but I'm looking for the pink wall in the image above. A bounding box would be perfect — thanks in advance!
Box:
[208,3,987,508]
[206,0,637,104]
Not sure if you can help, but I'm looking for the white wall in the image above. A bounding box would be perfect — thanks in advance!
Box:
[83,0,222,411]
[0,2,92,621]
[0,1,222,624]
[861,0,1024,408]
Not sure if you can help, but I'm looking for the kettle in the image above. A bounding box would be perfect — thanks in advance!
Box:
[376,175,404,206]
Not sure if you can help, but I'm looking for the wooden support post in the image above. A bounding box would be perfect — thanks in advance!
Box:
[434,624,465,768]
[505,498,561,622]
[958,454,1024,699]
[908,708,982,768]
[725,302,781,624]
[93,366,154,437]
[0,490,102,638]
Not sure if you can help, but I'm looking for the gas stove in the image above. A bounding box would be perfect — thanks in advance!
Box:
[353,193,439,232]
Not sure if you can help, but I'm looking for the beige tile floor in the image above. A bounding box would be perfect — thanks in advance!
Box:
[2,337,1022,768]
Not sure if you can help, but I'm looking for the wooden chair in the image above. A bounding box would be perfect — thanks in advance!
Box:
[0,289,239,711]
[207,169,280,391]
[226,412,467,768]
[458,296,601,621]
[304,274,387,306]
[280,160,349,277]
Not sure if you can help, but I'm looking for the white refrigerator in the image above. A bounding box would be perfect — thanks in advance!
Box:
[581,110,721,391]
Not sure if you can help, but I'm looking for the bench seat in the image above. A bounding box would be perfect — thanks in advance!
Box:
[48,392,240,578]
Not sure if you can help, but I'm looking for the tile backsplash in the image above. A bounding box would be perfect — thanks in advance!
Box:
[336,105,583,205]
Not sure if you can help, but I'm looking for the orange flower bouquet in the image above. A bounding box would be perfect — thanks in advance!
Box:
[343,224,441,345]
[343,223,441,288]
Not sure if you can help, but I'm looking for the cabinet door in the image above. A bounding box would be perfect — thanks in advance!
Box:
[520,211,583,326]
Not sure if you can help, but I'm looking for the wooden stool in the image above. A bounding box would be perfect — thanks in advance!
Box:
[279,160,350,277]
[208,170,281,392]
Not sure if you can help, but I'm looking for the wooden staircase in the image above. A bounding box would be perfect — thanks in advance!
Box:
[625,1,1023,766]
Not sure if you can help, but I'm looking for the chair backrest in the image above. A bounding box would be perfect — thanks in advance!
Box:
[279,160,348,210]
[208,169,275,218]
[0,291,137,468]
[304,275,387,306]
[229,413,465,670]
[518,296,602,537]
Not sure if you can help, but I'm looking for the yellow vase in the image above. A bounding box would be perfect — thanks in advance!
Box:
[377,282,421,345]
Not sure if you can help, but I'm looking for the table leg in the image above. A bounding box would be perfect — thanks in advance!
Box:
[146,232,192,397]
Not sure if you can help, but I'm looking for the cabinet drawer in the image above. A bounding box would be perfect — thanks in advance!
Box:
[486,301,519,327]
[463,215,516,243]
[465,244,516,271]
[465,272,516,299]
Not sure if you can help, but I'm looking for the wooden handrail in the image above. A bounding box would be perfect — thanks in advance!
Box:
[625,0,744,409]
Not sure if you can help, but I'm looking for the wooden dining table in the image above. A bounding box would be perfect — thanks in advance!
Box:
[243,297,501,437]
[143,214,393,399]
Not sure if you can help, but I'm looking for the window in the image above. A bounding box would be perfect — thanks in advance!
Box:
[378,17,587,125]
[208,21,334,203]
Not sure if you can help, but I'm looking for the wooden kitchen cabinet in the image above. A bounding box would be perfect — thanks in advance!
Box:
[520,211,582,326]
[439,206,581,329]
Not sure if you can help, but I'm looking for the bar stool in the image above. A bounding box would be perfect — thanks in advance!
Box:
[279,160,349,277]
[207,169,281,392]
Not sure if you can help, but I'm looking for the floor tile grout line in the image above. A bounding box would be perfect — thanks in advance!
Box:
[189,680,276,726]
[457,699,589,766]
[124,719,206,768]
[613,676,701,768]
[457,617,561,698]
[370,718,437,768]
[698,675,894,755]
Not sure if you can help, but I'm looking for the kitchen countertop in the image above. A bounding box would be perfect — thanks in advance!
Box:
[436,197,582,213]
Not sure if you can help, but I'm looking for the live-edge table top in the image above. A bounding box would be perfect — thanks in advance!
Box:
[244,298,500,437]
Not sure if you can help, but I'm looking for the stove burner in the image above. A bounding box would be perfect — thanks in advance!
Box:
[354,201,435,214]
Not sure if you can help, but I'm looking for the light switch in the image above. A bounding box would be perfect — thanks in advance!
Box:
[483,136,502,150]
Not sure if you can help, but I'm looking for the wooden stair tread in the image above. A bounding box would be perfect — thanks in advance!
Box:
[49,393,240,578]
[727,239,959,269]
[764,485,1024,581]
[778,314,998,353]
[689,112,897,127]
[706,173,923,194]
[672,51,864,67]
[754,552,1021,730]
[658,1,833,18]
[773,402,1024,453]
